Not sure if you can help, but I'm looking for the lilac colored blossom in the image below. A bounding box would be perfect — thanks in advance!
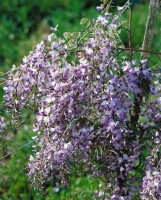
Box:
[140,170,161,200]
[96,6,104,12]
[2,9,161,199]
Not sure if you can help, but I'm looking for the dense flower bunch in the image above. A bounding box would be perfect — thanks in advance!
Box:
[141,168,161,200]
[140,143,161,200]
[3,9,161,199]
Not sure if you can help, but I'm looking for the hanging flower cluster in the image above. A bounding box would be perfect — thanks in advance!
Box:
[141,169,161,200]
[3,9,161,199]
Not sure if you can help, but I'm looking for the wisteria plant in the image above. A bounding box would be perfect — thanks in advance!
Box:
[0,0,161,199]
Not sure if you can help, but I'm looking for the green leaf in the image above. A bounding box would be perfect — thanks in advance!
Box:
[80,18,91,28]
[63,32,80,41]
[80,18,89,25]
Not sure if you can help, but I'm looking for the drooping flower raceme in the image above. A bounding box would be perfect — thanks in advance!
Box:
[141,169,161,200]
[3,11,161,199]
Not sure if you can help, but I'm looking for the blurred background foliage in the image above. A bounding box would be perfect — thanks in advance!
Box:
[0,0,100,72]
[0,0,160,199]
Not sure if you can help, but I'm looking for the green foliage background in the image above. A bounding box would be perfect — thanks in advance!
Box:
[0,0,160,199]
[0,0,99,72]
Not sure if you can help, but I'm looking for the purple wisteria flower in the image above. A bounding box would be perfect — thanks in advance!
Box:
[2,9,161,199]
[141,170,161,200]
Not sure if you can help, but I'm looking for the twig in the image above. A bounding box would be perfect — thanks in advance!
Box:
[0,135,41,161]
[118,47,161,56]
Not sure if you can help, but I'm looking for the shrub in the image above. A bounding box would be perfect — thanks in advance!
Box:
[1,0,161,199]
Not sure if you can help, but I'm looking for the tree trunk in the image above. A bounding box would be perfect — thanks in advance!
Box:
[141,0,160,62]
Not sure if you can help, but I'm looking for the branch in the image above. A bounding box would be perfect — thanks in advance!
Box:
[118,47,161,56]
